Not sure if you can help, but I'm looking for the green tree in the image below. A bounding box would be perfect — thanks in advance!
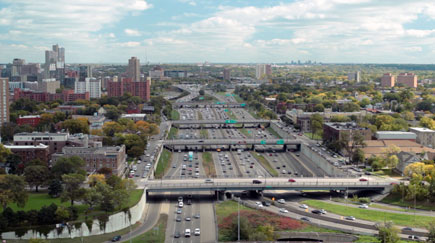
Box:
[0,144,11,163]
[61,174,86,206]
[62,119,89,134]
[48,179,63,198]
[352,148,365,164]
[24,165,50,192]
[310,114,323,140]
[377,221,399,243]
[426,221,435,243]
[0,174,28,210]
[83,186,103,209]
[55,206,71,222]
[5,154,22,175]
[313,103,325,112]
[420,117,435,130]
[52,156,86,179]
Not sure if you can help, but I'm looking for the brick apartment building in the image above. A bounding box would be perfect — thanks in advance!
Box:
[107,77,151,102]
[13,88,90,103]
[52,145,126,176]
[16,115,41,127]
[323,122,372,144]
[5,144,50,164]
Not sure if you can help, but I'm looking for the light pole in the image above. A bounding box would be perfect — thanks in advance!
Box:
[238,197,240,242]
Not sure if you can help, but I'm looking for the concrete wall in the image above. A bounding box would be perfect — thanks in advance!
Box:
[301,144,347,177]
[270,122,293,139]
[2,190,147,240]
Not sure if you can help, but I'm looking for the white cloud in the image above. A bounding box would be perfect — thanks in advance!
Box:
[119,41,141,47]
[404,46,422,52]
[109,33,116,38]
[125,28,141,36]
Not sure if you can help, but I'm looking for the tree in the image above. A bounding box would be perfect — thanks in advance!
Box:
[377,221,399,243]
[0,174,28,210]
[352,148,365,164]
[51,156,86,179]
[426,221,435,243]
[402,111,415,121]
[420,117,435,130]
[310,114,323,139]
[48,179,63,198]
[313,103,325,112]
[102,121,124,137]
[384,155,399,169]
[5,154,23,175]
[97,167,113,177]
[105,106,121,121]
[62,118,89,134]
[88,174,106,187]
[61,174,86,206]
[83,186,103,209]
[24,165,50,192]
[55,206,71,222]
[199,89,205,95]
[0,144,11,163]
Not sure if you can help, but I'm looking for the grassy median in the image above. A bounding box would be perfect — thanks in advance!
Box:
[250,152,278,177]
[302,200,435,228]
[202,152,216,177]
[167,127,178,139]
[155,149,172,179]
[170,110,180,120]
[131,214,167,243]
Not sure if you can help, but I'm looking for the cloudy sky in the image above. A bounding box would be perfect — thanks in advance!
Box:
[0,0,435,63]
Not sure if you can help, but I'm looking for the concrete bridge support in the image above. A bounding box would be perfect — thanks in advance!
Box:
[215,190,226,201]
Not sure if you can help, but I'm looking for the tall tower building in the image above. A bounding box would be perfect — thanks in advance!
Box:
[348,71,361,82]
[255,64,272,79]
[44,44,65,82]
[79,65,93,81]
[397,73,417,88]
[0,78,9,126]
[127,57,141,82]
[223,68,231,81]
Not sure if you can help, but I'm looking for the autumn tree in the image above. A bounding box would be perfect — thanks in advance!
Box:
[0,174,28,210]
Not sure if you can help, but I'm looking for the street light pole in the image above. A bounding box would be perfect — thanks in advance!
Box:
[238,198,240,242]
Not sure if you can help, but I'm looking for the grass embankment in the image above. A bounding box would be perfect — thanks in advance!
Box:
[233,94,244,103]
[167,127,178,139]
[302,200,435,228]
[202,152,216,177]
[216,201,341,241]
[131,214,167,243]
[250,152,278,177]
[381,193,435,211]
[170,110,180,120]
[197,111,203,120]
[240,128,251,138]
[227,110,237,120]
[304,132,322,140]
[267,127,282,138]
[155,149,172,179]
[355,235,414,243]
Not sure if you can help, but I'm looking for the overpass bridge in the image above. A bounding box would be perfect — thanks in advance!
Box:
[145,178,392,193]
[170,119,272,128]
[172,102,244,108]
[162,138,303,151]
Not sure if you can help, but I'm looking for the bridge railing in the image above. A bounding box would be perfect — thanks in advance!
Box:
[146,181,391,189]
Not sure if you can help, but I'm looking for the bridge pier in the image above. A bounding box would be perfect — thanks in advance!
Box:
[283,144,287,152]
[215,190,226,201]
[296,144,301,151]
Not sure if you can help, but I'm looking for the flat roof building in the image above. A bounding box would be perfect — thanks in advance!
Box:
[409,127,435,148]
[375,131,417,141]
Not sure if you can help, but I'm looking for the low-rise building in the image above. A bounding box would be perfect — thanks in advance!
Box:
[361,140,435,160]
[409,127,435,149]
[16,115,41,127]
[121,113,146,122]
[52,145,126,175]
[375,131,417,141]
[323,122,372,145]
[4,144,50,164]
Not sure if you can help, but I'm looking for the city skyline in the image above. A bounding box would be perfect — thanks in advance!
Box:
[0,0,435,63]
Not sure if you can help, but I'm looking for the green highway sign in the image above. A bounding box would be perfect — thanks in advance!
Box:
[225,120,237,124]
[247,130,252,134]
[231,94,235,96]
[199,96,204,100]
[241,103,246,107]
[225,94,231,97]
[216,102,221,104]
[224,109,229,112]
[276,139,285,145]
[260,140,266,145]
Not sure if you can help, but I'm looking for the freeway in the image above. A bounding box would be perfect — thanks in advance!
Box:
[146,177,393,192]
[163,138,302,146]
[171,119,271,125]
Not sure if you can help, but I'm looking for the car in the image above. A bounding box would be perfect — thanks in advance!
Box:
[185,217,191,221]
[359,204,369,209]
[279,208,288,213]
[185,229,191,237]
[178,196,183,202]
[300,217,310,222]
[359,178,368,182]
[262,201,271,207]
[172,165,176,168]
[112,235,121,242]
[176,216,182,222]
[408,235,419,240]
[176,208,182,214]
[250,165,253,168]
[252,179,262,184]
[312,209,325,214]
[345,216,356,221]
[299,204,308,209]
[178,202,184,208]
[174,231,181,238]
[403,227,413,231]
[320,209,327,214]
[277,199,285,204]
[288,178,296,183]
[194,228,201,236]
[194,213,200,219]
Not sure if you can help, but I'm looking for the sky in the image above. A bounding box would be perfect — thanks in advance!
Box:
[0,0,435,64]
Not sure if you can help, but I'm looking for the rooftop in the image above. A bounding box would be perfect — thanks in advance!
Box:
[5,144,49,149]
[410,127,435,133]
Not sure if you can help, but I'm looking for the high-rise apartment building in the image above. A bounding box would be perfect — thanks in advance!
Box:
[107,77,150,102]
[127,57,140,82]
[381,73,395,87]
[0,78,10,126]
[348,71,361,82]
[255,64,272,79]
[223,68,231,81]
[45,44,65,82]
[397,73,417,88]
[74,77,101,98]
[38,78,60,94]
[79,65,93,81]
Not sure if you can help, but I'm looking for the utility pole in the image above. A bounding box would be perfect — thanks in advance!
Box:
[238,197,240,242]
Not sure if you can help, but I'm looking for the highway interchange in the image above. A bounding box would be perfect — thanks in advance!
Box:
[122,87,427,242]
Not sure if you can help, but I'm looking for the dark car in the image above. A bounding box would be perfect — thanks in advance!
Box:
[187,200,192,205]
[301,217,310,222]
[311,209,322,214]
[262,201,271,206]
[252,179,262,184]
[174,231,181,238]
[176,216,182,222]
[112,235,121,242]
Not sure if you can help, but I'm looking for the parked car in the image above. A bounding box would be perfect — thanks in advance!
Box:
[112,236,121,242]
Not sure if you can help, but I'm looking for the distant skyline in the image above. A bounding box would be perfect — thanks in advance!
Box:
[1,0,435,64]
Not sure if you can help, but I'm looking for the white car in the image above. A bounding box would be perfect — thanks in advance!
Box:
[279,208,288,213]
[255,201,262,205]
[194,228,200,236]
[345,216,356,221]
[359,204,369,209]
[277,199,286,204]
[299,204,308,209]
